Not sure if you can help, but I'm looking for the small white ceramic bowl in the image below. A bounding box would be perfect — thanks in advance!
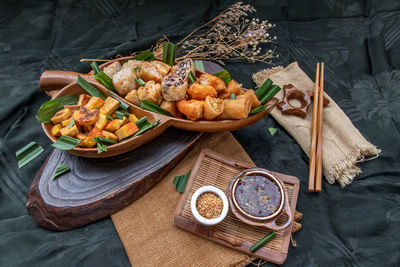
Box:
[190,186,229,226]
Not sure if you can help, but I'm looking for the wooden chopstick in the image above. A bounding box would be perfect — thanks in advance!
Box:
[308,63,320,192]
[315,63,324,192]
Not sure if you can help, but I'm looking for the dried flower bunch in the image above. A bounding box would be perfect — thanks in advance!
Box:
[157,2,278,64]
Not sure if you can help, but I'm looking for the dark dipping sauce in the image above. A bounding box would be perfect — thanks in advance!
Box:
[234,174,281,217]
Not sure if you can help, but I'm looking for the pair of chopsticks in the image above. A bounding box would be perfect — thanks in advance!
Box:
[308,62,324,192]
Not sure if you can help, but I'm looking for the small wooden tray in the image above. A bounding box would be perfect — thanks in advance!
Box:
[173,149,300,264]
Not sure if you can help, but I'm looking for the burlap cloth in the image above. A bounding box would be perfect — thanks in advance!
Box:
[111,132,258,267]
[253,62,381,187]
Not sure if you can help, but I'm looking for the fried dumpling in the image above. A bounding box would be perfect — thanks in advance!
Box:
[204,96,224,120]
[137,80,163,105]
[160,101,182,118]
[236,89,261,109]
[216,98,251,120]
[161,75,188,101]
[198,73,226,93]
[187,83,217,100]
[125,89,140,105]
[219,79,242,99]
[112,67,139,96]
[102,61,121,78]
[139,61,164,83]
[176,99,204,121]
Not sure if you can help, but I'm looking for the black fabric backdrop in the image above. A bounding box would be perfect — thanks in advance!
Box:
[0,0,399,266]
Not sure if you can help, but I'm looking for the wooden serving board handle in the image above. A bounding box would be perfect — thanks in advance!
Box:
[40,70,90,92]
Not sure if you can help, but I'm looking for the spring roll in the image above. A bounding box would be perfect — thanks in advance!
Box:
[236,89,261,109]
[187,83,217,100]
[219,79,242,99]
[203,96,224,120]
[162,74,189,101]
[216,98,251,120]
[176,99,204,121]
[198,73,226,93]
[173,58,195,81]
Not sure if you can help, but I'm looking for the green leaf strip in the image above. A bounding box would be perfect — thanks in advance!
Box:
[136,78,146,86]
[268,127,278,136]
[91,62,101,75]
[173,170,192,193]
[162,42,177,66]
[52,136,81,150]
[16,142,44,168]
[260,85,281,104]
[255,78,273,99]
[132,50,156,61]
[188,71,197,83]
[193,60,205,72]
[230,93,236,100]
[213,70,231,86]
[133,120,160,136]
[115,110,125,120]
[139,100,172,116]
[51,164,71,180]
[135,116,149,128]
[77,75,106,100]
[249,232,276,253]
[250,104,270,115]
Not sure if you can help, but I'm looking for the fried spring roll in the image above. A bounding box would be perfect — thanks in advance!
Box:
[198,73,226,93]
[216,98,251,120]
[176,99,204,121]
[204,96,224,120]
[187,83,217,100]
[219,79,242,99]
[236,89,261,109]
[162,75,188,101]
[173,58,195,80]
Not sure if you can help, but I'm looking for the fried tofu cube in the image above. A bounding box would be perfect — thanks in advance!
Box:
[50,108,72,124]
[84,97,104,110]
[99,97,120,115]
[79,128,103,148]
[115,122,139,141]
[78,94,91,106]
[128,114,138,122]
[104,119,121,132]
[76,133,87,140]
[61,117,73,127]
[102,130,118,142]
[119,116,129,126]
[76,107,99,126]
[94,114,108,130]
[60,124,79,137]
[51,124,62,137]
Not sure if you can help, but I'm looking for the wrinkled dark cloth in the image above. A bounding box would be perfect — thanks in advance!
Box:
[0,0,399,266]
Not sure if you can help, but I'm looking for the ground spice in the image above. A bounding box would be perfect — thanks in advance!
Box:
[196,192,223,219]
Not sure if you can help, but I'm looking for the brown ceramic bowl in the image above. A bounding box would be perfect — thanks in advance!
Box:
[40,57,278,158]
[227,168,293,231]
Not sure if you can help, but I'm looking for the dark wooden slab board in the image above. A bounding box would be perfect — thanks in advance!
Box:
[27,128,202,231]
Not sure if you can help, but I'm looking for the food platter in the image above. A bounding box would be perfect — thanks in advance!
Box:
[39,56,278,158]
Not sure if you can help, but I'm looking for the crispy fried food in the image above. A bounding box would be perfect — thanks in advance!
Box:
[102,61,121,78]
[172,58,195,80]
[104,119,122,132]
[101,130,118,142]
[198,73,226,93]
[77,94,91,107]
[176,99,204,121]
[204,96,224,120]
[139,61,163,83]
[50,108,72,124]
[79,128,103,148]
[125,89,140,105]
[121,60,143,72]
[138,80,163,105]
[94,114,108,130]
[76,133,87,140]
[115,122,139,141]
[113,67,139,96]
[84,97,104,110]
[100,97,120,115]
[60,124,79,137]
[216,98,251,120]
[51,124,62,137]
[61,117,73,127]
[187,83,217,100]
[76,107,100,126]
[161,75,188,101]
[236,89,261,109]
[160,101,182,118]
[219,79,242,99]
[128,114,138,122]
[151,60,171,77]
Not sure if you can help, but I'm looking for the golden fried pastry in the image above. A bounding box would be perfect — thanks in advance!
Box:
[139,61,163,83]
[219,79,242,99]
[151,60,171,77]
[198,73,226,93]
[125,89,140,105]
[162,75,189,101]
[172,58,195,80]
[204,96,224,120]
[160,101,182,118]
[187,83,217,100]
[102,61,121,78]
[216,98,251,120]
[138,80,163,105]
[112,67,139,96]
[236,89,261,109]
[177,99,204,121]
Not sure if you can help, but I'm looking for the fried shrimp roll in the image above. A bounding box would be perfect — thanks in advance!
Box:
[216,98,251,120]
[162,75,189,101]
[139,61,164,83]
[176,99,204,121]
[112,67,139,96]
[219,79,242,99]
[160,101,182,118]
[236,89,261,109]
[172,58,195,80]
[198,73,226,93]
[187,83,217,100]
[137,80,163,105]
[103,61,121,78]
[203,96,224,120]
